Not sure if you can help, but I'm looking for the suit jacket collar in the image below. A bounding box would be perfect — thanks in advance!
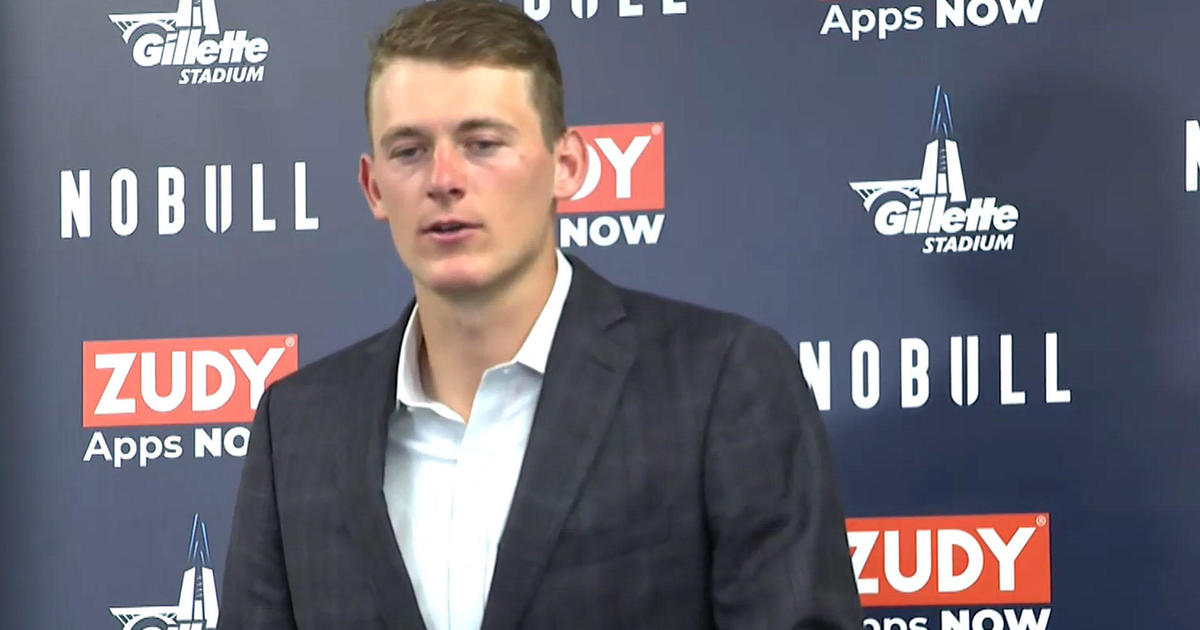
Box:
[336,302,427,630]
[336,254,634,630]
[395,249,576,414]
[481,255,635,630]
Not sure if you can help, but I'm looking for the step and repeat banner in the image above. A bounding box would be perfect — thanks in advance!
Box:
[3,0,1199,628]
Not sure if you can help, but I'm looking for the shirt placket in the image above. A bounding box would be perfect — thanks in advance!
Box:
[446,369,505,630]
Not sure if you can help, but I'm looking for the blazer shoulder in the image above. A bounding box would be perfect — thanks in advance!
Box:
[613,285,772,352]
[267,322,398,397]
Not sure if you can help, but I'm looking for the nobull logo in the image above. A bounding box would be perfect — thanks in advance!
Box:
[518,0,688,21]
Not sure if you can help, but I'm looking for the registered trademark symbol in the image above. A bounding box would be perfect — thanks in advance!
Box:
[286,337,295,347]
[651,124,662,135]
[1035,515,1047,527]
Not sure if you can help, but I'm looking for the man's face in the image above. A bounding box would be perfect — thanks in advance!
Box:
[360,59,584,298]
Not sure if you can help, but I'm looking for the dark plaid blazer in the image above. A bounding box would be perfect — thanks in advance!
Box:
[218,255,862,630]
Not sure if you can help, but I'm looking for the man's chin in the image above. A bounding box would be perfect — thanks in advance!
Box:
[417,265,494,297]
[427,277,490,296]
[412,248,547,301]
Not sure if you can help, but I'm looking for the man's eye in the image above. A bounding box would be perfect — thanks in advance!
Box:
[390,146,423,160]
[467,140,501,153]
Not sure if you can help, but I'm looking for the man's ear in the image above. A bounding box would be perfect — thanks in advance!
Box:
[359,153,387,222]
[552,128,588,202]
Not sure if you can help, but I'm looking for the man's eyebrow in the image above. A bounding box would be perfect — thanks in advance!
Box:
[376,119,518,148]
[377,125,427,148]
[457,118,518,135]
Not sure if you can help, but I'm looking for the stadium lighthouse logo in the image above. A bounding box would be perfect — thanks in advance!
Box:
[849,86,1019,254]
[109,514,219,630]
[108,0,268,85]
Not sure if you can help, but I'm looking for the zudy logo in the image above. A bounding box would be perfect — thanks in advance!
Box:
[848,86,1019,254]
[108,0,268,85]
[847,514,1051,607]
[82,335,298,469]
[558,122,666,247]
[83,334,297,427]
[819,0,1044,42]
[847,513,1052,630]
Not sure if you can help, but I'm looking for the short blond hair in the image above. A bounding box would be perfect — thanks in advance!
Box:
[365,0,566,147]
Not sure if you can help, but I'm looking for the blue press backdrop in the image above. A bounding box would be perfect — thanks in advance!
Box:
[2,0,1198,627]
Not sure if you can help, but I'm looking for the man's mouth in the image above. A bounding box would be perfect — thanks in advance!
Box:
[425,220,477,234]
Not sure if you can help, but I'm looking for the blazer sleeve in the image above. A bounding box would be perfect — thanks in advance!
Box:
[218,385,299,630]
[703,323,862,629]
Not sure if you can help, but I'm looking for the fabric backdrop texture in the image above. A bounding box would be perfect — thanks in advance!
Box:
[1,0,1197,628]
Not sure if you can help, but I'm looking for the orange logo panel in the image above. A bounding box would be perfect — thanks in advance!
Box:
[558,122,665,214]
[82,335,298,427]
[846,513,1051,607]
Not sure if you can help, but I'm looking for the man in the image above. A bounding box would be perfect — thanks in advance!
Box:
[220,1,862,628]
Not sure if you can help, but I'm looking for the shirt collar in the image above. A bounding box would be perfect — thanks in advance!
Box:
[396,249,574,407]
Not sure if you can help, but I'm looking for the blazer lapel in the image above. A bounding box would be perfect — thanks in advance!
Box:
[480,257,636,630]
[335,305,429,630]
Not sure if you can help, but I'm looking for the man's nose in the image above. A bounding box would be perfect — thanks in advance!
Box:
[428,140,466,204]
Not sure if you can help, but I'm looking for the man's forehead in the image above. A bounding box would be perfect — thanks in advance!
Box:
[382,57,531,77]
[370,59,536,133]
[374,59,533,105]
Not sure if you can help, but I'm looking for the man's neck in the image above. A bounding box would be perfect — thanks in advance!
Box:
[414,247,559,421]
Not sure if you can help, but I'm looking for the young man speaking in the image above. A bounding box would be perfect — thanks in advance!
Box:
[220,1,862,628]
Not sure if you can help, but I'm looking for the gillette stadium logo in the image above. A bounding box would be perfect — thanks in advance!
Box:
[108,0,268,85]
[849,86,1019,254]
[109,514,219,630]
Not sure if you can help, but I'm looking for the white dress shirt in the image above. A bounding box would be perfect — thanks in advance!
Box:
[382,250,573,630]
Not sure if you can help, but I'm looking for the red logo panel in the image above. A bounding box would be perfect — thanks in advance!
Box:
[82,335,298,427]
[558,122,665,214]
[846,513,1051,607]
